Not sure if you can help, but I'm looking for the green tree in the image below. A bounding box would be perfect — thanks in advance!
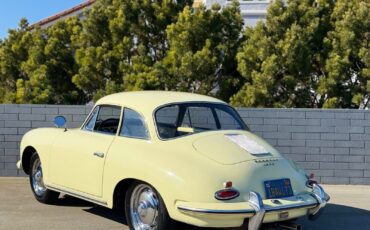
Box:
[16,18,86,104]
[73,0,193,102]
[232,0,369,108]
[1,0,244,104]
[156,1,244,101]
[15,27,50,103]
[0,18,31,103]
[321,0,370,108]
[0,18,86,104]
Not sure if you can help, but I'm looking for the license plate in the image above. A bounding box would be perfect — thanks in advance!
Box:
[279,212,289,219]
[264,178,293,199]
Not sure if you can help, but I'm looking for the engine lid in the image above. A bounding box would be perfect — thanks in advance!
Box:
[192,132,280,165]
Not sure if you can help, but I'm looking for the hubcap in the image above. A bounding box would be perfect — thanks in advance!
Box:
[130,184,159,230]
[31,157,46,196]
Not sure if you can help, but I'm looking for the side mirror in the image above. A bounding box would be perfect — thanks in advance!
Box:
[54,116,67,128]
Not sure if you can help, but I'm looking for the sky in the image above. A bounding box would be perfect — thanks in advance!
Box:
[0,0,85,39]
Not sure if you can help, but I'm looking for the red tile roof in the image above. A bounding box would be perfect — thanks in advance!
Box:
[30,0,96,29]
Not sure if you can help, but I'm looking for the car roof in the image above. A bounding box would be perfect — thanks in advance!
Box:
[96,91,225,114]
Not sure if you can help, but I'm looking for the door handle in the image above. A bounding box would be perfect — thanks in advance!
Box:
[93,152,105,158]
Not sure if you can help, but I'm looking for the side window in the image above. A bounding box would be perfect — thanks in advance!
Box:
[84,105,121,135]
[120,108,149,139]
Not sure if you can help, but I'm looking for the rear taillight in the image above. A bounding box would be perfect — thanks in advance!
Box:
[215,189,240,200]
[215,185,240,201]
[215,181,240,200]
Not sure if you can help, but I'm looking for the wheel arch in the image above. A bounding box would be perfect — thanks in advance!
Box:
[112,178,137,211]
[112,177,179,229]
[21,146,37,175]
[112,178,170,215]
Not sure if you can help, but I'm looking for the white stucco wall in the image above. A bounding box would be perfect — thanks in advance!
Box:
[201,0,270,26]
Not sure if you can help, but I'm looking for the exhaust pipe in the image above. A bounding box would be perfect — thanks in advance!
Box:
[277,222,302,230]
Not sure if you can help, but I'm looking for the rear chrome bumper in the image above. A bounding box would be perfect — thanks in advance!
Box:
[177,184,329,229]
[308,184,330,220]
[247,184,329,230]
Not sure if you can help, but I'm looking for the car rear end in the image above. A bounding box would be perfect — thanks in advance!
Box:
[172,154,329,229]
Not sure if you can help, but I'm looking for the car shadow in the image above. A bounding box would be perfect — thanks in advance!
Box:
[54,195,93,207]
[84,206,128,225]
[54,196,370,230]
[55,195,128,224]
[296,203,370,230]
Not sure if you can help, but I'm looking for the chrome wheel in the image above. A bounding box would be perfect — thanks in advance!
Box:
[31,157,46,197]
[130,184,159,230]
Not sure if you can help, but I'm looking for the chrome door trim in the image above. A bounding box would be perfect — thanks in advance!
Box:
[46,185,108,207]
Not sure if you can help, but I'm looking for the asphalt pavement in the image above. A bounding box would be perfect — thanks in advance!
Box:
[0,178,369,230]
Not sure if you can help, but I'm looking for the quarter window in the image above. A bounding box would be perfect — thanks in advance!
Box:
[120,108,149,139]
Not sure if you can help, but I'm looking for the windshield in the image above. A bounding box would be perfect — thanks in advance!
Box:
[154,103,248,139]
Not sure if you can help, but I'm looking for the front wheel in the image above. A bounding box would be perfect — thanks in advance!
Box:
[29,152,59,204]
[125,182,176,230]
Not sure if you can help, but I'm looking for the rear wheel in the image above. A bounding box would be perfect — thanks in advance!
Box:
[125,182,176,230]
[29,152,59,204]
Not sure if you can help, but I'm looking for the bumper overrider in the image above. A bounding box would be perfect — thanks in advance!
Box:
[177,184,329,229]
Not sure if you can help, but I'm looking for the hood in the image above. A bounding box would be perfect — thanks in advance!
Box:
[192,132,281,165]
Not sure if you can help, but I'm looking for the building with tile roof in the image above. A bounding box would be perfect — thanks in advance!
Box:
[32,0,269,29]
[194,0,269,26]
[30,0,96,29]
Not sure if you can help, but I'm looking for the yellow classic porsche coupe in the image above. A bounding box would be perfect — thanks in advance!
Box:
[17,91,329,230]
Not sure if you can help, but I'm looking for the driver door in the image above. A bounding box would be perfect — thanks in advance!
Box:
[49,105,121,197]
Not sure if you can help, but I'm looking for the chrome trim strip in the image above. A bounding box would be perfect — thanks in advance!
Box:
[265,202,317,212]
[46,185,108,207]
[177,206,255,215]
[177,199,320,215]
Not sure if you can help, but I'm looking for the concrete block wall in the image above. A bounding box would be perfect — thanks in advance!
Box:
[1,105,370,185]
[238,108,370,185]
[0,104,92,176]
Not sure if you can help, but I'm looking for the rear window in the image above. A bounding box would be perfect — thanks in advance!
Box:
[155,103,247,139]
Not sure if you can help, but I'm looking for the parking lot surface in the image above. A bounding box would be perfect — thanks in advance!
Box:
[1,178,370,230]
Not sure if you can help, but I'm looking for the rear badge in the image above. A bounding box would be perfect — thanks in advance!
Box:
[255,158,278,166]
[279,212,289,219]
[264,162,275,167]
